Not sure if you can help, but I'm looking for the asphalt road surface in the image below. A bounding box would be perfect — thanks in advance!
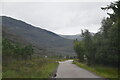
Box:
[55,60,101,78]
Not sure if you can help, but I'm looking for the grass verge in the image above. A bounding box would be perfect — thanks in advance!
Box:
[73,60,118,80]
[3,58,59,78]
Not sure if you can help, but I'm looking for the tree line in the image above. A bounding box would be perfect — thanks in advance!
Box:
[2,38,34,64]
[74,1,119,67]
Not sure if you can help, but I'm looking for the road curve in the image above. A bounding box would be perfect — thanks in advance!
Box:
[56,60,101,78]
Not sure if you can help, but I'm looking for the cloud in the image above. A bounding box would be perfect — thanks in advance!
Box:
[1,0,117,2]
[1,2,113,35]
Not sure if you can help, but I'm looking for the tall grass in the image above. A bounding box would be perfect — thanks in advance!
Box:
[3,58,58,78]
[73,60,118,79]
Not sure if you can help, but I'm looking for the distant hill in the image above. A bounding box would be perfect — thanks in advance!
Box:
[60,34,83,41]
[2,16,75,56]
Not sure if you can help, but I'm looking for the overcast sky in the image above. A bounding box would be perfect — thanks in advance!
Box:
[0,0,117,35]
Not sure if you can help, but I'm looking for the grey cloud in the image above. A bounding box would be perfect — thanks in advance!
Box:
[1,2,112,35]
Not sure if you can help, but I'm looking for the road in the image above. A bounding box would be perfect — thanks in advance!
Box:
[55,60,101,78]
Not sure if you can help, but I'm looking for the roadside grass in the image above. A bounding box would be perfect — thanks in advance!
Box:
[73,60,118,80]
[0,72,1,80]
[2,58,58,78]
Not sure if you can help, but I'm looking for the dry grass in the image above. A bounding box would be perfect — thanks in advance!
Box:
[2,58,58,78]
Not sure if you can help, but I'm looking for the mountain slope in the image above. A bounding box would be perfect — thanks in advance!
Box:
[2,16,75,56]
[60,34,83,41]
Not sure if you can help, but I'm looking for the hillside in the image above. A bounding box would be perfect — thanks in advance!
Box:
[2,16,75,56]
[60,34,83,41]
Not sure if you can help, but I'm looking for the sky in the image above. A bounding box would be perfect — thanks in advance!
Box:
[0,0,117,35]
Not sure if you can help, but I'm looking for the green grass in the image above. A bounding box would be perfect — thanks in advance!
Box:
[39,62,58,78]
[3,58,58,78]
[0,72,1,80]
[73,60,118,79]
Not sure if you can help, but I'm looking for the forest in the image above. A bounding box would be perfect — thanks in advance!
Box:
[3,38,34,61]
[74,1,119,67]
